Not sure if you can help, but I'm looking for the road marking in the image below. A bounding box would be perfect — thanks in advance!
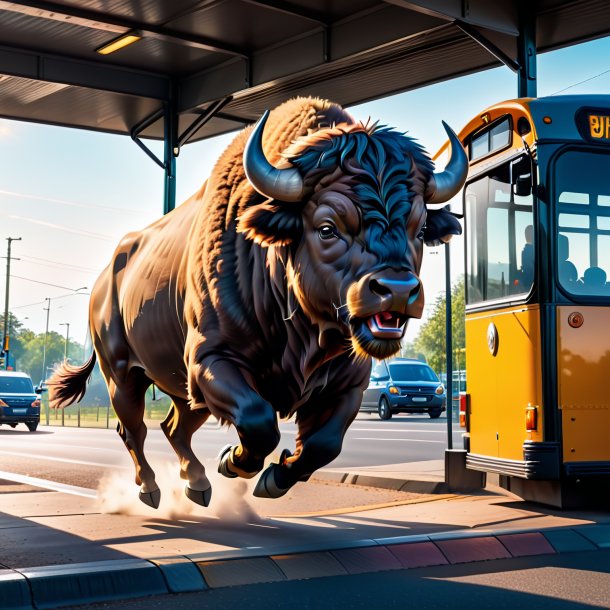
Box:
[348,427,454,434]
[0,449,129,469]
[353,437,444,443]
[0,470,97,498]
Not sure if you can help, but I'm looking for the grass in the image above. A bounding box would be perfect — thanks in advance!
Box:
[41,401,172,429]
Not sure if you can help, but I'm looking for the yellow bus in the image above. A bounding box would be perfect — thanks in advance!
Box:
[440,96,610,507]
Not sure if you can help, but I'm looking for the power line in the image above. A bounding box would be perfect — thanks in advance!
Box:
[0,188,145,217]
[10,274,87,291]
[18,256,99,275]
[551,67,610,95]
[8,215,115,242]
[12,290,90,311]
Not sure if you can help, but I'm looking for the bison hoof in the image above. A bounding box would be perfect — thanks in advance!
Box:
[217,444,238,479]
[253,464,290,499]
[185,485,212,507]
[139,488,161,509]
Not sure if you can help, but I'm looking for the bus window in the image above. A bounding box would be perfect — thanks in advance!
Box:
[555,150,610,296]
[470,117,512,161]
[465,156,534,305]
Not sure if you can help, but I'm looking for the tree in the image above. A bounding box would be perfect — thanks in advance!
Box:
[413,277,465,374]
[0,312,26,370]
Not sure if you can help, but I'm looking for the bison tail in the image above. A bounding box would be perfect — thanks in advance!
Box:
[47,352,97,410]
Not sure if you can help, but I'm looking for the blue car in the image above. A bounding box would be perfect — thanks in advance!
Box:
[0,371,42,432]
[360,358,446,420]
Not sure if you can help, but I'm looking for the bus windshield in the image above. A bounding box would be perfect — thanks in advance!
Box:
[555,149,610,297]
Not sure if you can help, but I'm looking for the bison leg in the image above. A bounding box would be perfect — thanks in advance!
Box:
[254,388,362,498]
[194,357,280,479]
[107,371,160,508]
[161,398,212,507]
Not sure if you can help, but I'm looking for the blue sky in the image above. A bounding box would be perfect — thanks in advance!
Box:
[1,34,610,348]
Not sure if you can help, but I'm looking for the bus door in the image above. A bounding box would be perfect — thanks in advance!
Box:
[551,147,610,470]
[465,154,543,462]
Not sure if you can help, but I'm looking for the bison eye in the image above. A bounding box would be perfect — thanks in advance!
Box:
[318,224,338,240]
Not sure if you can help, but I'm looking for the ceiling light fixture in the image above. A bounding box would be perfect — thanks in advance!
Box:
[96,30,142,55]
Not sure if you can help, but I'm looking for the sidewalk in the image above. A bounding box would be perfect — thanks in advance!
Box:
[1,460,610,610]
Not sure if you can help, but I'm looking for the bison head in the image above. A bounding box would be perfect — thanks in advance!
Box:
[238,111,467,360]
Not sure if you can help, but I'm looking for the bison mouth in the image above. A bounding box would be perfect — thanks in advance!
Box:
[366,311,409,339]
[349,311,410,360]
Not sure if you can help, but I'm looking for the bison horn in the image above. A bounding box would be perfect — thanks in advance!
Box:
[425,121,468,204]
[243,110,305,203]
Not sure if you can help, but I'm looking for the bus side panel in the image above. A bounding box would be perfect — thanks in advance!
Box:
[466,306,543,461]
[558,306,610,463]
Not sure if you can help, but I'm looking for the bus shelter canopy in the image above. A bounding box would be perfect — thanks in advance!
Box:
[1,0,609,143]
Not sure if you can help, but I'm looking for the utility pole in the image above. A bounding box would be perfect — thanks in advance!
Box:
[41,298,51,381]
[59,322,70,360]
[3,236,21,370]
[42,298,51,426]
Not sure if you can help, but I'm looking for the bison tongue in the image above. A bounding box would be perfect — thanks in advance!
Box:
[376,312,399,328]
[366,312,407,338]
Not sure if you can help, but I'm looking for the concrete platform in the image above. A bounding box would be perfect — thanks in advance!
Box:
[1,461,609,609]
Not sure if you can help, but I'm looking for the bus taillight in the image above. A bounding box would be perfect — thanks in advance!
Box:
[459,392,470,430]
[526,405,538,431]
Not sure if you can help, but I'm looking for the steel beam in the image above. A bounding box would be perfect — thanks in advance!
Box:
[2,0,247,58]
[455,20,519,73]
[383,0,519,36]
[517,1,537,98]
[240,0,327,24]
[0,44,170,100]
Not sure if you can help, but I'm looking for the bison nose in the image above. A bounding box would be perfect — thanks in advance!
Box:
[369,272,423,316]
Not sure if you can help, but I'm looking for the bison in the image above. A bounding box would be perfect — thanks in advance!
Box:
[48,97,467,509]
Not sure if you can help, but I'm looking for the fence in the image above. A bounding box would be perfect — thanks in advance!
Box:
[43,400,171,429]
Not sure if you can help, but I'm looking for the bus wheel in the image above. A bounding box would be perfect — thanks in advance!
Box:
[428,408,442,419]
[27,422,38,432]
[378,397,392,420]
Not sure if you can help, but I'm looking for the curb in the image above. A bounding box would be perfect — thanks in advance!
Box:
[2,524,609,609]
[312,470,449,494]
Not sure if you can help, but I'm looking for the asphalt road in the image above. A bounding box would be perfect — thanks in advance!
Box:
[0,413,464,483]
[67,549,610,610]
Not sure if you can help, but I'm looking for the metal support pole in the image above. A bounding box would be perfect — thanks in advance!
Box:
[3,236,21,369]
[445,241,453,449]
[517,1,537,97]
[163,96,179,215]
[60,322,70,360]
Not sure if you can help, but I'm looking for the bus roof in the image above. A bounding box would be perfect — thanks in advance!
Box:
[435,94,610,164]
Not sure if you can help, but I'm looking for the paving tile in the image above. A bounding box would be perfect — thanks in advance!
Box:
[386,542,449,569]
[331,545,402,574]
[497,533,556,557]
[543,529,598,553]
[197,557,285,588]
[574,525,610,548]
[272,552,347,580]
[434,536,511,564]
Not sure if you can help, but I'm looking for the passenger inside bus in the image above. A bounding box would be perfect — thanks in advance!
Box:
[558,233,579,285]
[582,266,608,293]
[520,224,534,287]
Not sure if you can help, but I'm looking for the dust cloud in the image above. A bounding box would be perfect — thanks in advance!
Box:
[96,457,262,523]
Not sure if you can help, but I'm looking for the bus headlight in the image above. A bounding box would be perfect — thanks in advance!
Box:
[435,385,444,395]
[389,386,399,395]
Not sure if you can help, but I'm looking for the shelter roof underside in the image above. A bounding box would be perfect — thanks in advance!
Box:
[1,0,609,141]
